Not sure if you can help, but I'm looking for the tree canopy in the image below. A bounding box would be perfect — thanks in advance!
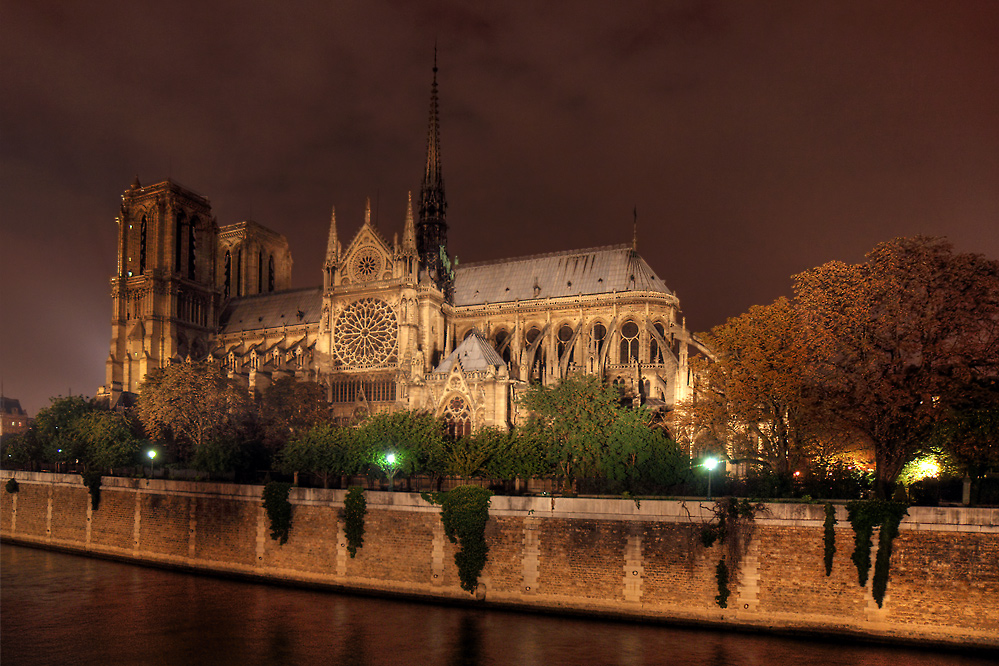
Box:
[794,236,999,495]
[136,361,251,471]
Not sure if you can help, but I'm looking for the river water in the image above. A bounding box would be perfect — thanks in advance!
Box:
[1,543,991,666]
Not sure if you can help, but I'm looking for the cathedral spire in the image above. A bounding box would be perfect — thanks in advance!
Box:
[364,197,372,227]
[402,191,417,251]
[417,49,451,298]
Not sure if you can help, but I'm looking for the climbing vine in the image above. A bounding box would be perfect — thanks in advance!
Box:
[262,481,293,545]
[846,500,908,607]
[5,477,18,494]
[424,485,493,594]
[343,486,367,558]
[700,497,764,608]
[823,502,837,576]
[81,472,102,511]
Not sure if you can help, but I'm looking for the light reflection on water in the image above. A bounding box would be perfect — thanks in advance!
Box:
[1,543,991,666]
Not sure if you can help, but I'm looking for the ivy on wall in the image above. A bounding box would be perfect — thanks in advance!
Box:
[344,486,366,558]
[845,500,908,607]
[5,478,18,494]
[262,481,293,545]
[823,502,837,576]
[424,486,493,594]
[715,558,730,608]
[81,472,102,511]
[700,498,763,608]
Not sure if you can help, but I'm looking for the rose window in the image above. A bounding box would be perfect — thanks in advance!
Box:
[333,298,398,367]
[351,247,382,282]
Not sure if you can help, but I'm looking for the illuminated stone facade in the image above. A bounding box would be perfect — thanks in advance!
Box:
[100,66,707,431]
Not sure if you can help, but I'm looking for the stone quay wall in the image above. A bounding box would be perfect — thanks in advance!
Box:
[2,471,997,649]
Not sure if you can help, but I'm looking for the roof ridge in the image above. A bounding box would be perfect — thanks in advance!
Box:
[457,244,632,270]
[224,286,322,303]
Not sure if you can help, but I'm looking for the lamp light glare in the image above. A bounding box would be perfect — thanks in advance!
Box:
[148,450,157,460]
[704,457,719,471]
[386,453,396,465]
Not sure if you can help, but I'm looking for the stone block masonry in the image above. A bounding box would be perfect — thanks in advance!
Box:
[2,472,997,649]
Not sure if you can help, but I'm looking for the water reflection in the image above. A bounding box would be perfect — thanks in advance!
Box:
[1,544,991,666]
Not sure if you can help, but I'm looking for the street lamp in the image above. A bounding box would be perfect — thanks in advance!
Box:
[147,449,157,479]
[385,452,398,491]
[704,457,720,500]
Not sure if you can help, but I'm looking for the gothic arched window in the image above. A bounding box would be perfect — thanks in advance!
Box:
[257,251,263,293]
[650,322,666,363]
[443,395,471,439]
[175,213,185,274]
[224,251,232,299]
[268,255,275,292]
[592,322,606,355]
[494,329,511,364]
[620,320,639,363]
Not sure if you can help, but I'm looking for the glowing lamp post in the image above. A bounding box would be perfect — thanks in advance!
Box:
[703,457,720,500]
[384,452,398,491]
[147,449,157,479]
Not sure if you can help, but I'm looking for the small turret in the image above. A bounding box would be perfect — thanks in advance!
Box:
[324,206,339,291]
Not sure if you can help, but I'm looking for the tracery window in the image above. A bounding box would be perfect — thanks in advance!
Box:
[620,320,639,363]
[591,322,606,355]
[443,395,471,439]
[556,324,574,363]
[333,298,398,368]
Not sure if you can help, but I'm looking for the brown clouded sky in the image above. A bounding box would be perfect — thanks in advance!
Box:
[2,0,997,415]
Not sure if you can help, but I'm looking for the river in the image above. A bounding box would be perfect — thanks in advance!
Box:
[1,543,991,666]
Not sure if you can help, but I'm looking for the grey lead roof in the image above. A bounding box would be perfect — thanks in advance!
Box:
[219,287,323,335]
[453,244,671,306]
[434,330,506,374]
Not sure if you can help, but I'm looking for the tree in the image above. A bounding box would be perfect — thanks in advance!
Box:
[259,377,328,454]
[73,410,143,472]
[930,379,999,479]
[136,362,251,471]
[794,236,999,497]
[354,410,448,483]
[672,297,821,477]
[280,422,368,488]
[32,395,96,464]
[519,374,686,491]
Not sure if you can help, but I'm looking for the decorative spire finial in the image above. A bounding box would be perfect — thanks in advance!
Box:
[402,191,416,251]
[364,197,372,226]
[325,206,338,263]
[632,206,638,252]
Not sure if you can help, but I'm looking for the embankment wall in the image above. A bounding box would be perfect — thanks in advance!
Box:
[2,472,996,648]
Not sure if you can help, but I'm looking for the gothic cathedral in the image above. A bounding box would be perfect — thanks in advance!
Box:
[100,64,707,433]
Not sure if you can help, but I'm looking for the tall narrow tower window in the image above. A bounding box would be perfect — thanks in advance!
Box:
[139,216,147,275]
[175,214,185,273]
[268,255,275,292]
[236,248,243,297]
[224,251,232,299]
[257,251,263,293]
[188,217,197,280]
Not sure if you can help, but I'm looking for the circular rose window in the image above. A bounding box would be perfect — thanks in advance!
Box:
[333,298,398,367]
[351,247,382,282]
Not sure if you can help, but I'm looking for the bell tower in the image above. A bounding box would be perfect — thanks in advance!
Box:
[104,179,220,404]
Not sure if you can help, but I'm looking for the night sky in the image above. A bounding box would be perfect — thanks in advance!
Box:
[2,1,997,416]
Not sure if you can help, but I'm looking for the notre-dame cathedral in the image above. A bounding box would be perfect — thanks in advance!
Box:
[99,64,707,433]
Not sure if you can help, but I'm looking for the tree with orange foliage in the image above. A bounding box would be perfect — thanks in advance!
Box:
[794,237,999,497]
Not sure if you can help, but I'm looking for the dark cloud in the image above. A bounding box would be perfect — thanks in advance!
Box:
[2,0,997,415]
